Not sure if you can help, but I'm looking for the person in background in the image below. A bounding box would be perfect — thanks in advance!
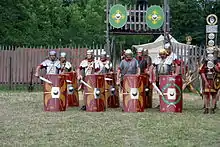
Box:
[98,51,113,74]
[59,52,73,73]
[164,43,181,75]
[117,49,140,86]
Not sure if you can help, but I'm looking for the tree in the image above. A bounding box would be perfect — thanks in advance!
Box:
[170,0,206,45]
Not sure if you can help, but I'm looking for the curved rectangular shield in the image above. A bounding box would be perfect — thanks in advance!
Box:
[84,74,105,112]
[159,75,183,113]
[122,75,145,112]
[43,74,67,112]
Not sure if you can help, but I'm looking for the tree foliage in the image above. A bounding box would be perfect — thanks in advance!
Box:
[0,0,219,46]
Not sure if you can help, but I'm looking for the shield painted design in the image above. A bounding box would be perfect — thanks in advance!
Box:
[159,75,183,113]
[146,5,164,29]
[109,4,127,28]
[44,74,67,112]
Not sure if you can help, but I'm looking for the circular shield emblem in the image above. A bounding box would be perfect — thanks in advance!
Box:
[206,14,218,25]
[109,4,127,28]
[146,5,164,29]
[161,83,182,105]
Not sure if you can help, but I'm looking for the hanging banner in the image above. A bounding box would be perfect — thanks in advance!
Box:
[109,4,127,28]
[146,5,164,29]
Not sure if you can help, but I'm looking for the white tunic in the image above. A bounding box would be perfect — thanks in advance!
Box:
[40,59,61,74]
[61,61,72,70]
[79,59,100,76]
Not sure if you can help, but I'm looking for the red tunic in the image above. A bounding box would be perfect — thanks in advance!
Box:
[200,64,217,93]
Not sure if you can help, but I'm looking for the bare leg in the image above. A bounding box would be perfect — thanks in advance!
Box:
[211,93,217,114]
[80,90,86,111]
[203,93,210,114]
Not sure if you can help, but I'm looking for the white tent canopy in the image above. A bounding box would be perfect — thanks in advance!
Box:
[132,34,195,61]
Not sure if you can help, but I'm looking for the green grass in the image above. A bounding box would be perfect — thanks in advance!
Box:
[0,84,43,92]
[1,92,220,147]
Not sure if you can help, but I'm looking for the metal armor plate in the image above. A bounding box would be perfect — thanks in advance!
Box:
[156,64,171,75]
[44,74,67,112]
[159,75,183,113]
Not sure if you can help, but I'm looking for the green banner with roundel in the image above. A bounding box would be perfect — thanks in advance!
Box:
[146,5,164,29]
[109,4,127,28]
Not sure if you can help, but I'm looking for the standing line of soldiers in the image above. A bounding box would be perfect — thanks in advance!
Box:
[34,50,113,111]
[34,46,219,113]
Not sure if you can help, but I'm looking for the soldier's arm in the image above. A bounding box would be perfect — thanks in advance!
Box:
[35,61,47,77]
[148,56,152,66]
[77,66,83,80]
[173,59,181,75]
[149,64,156,83]
[116,68,121,85]
[116,61,123,85]
[35,66,42,77]
[137,67,140,75]
[199,64,210,87]
[215,63,220,72]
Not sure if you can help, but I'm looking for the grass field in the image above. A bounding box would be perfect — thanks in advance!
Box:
[1,91,220,147]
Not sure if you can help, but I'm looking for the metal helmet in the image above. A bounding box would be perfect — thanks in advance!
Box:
[49,50,56,56]
[87,50,93,55]
[159,49,167,55]
[101,51,107,56]
[125,49,133,55]
[60,52,67,58]
[137,47,143,53]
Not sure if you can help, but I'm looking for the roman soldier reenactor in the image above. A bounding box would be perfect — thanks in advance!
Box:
[136,47,152,74]
[164,43,181,75]
[116,49,140,86]
[200,50,220,114]
[98,51,113,74]
[35,50,61,77]
[59,52,73,73]
[77,50,100,110]
[150,48,181,108]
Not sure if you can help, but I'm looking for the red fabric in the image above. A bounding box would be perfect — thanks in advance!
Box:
[173,59,181,66]
[216,63,220,71]
[95,68,100,72]
[199,64,206,74]
[78,66,83,70]
[136,56,143,61]
[39,64,44,69]
[101,59,107,62]
[125,58,132,61]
